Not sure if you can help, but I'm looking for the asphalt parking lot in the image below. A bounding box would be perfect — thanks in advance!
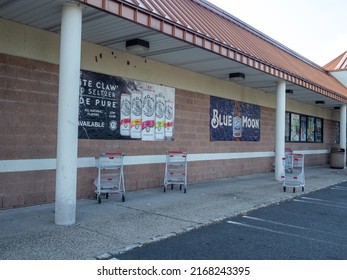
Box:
[115,183,347,260]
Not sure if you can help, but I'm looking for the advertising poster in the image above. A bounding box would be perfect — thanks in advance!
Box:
[300,116,307,142]
[210,96,260,141]
[315,118,323,143]
[290,113,300,142]
[307,117,315,142]
[78,70,175,141]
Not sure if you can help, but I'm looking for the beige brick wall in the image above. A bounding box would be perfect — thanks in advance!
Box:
[0,54,59,160]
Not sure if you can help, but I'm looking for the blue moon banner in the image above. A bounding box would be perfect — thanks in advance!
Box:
[210,96,261,141]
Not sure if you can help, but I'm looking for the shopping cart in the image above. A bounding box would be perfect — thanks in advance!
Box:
[281,153,305,193]
[94,152,125,203]
[164,151,187,193]
[284,148,293,173]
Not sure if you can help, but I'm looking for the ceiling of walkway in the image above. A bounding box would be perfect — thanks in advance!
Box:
[0,0,343,110]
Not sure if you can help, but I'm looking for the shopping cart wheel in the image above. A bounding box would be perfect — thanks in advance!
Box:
[97,194,101,204]
[283,187,286,192]
[179,184,182,190]
[293,188,296,193]
[302,187,305,192]
[184,187,187,193]
[106,193,109,199]
[163,186,166,192]
[121,194,125,202]
[171,184,173,190]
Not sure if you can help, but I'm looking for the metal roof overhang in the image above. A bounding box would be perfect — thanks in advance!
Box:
[0,0,345,109]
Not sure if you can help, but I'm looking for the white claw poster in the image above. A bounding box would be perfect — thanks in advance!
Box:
[78,70,175,141]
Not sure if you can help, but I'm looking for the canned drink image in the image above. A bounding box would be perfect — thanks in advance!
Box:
[141,86,156,141]
[120,93,131,136]
[165,98,174,139]
[130,90,142,139]
[155,93,165,140]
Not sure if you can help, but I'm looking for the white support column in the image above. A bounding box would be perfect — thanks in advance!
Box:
[55,3,82,225]
[275,81,286,181]
[340,104,347,167]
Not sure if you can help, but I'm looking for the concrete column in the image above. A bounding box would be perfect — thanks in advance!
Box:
[340,104,347,167]
[275,81,286,181]
[55,3,82,225]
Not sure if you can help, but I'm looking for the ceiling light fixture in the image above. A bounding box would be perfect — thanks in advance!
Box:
[315,100,325,105]
[285,89,294,94]
[229,72,245,82]
[125,38,150,53]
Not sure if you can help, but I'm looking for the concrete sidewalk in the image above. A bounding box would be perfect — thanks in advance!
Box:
[0,165,346,260]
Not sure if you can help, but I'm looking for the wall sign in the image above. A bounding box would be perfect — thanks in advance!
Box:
[210,96,260,141]
[78,70,175,140]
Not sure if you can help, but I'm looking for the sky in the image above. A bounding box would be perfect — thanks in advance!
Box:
[207,0,347,66]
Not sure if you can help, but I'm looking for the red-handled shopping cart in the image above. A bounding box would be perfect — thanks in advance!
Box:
[94,152,125,203]
[281,153,305,193]
[164,151,187,193]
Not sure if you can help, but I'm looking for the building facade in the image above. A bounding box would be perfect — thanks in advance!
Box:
[0,1,346,225]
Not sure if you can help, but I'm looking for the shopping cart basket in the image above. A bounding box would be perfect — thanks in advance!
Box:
[94,152,125,203]
[164,151,187,193]
[281,153,305,193]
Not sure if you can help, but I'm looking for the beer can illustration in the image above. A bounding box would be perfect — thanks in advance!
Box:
[120,93,131,136]
[165,98,174,139]
[141,86,156,141]
[233,100,242,140]
[155,93,165,140]
[130,90,142,139]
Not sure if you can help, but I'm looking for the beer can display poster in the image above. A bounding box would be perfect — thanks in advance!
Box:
[78,70,175,140]
[210,96,260,141]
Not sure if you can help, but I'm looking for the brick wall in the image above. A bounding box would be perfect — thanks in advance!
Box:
[0,54,336,209]
[0,54,59,159]
[0,54,59,208]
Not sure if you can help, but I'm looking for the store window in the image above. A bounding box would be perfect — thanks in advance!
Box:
[285,112,323,143]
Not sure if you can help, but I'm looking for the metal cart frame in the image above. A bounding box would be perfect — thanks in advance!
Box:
[164,151,187,193]
[94,152,125,203]
[281,153,305,193]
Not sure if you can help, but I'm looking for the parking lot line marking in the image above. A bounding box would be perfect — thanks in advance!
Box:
[242,216,347,238]
[301,197,347,206]
[331,186,347,191]
[226,221,336,245]
[243,216,310,230]
[293,199,347,209]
